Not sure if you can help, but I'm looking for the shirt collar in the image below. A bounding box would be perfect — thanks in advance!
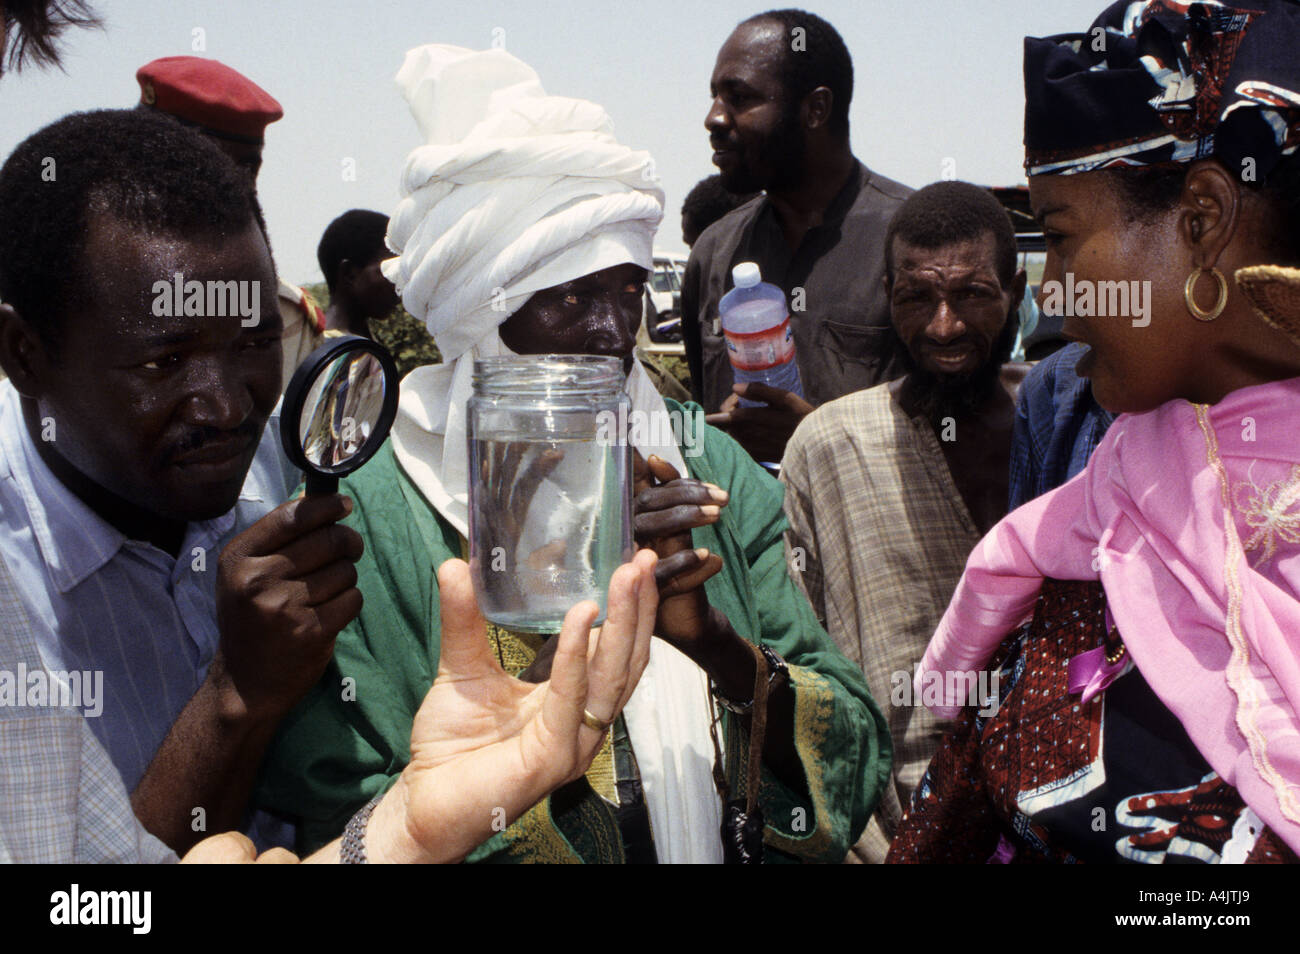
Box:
[754,159,867,238]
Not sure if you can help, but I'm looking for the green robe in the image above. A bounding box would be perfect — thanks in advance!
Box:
[256,401,890,861]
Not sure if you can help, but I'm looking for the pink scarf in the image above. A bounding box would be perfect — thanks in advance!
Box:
[918,376,1300,853]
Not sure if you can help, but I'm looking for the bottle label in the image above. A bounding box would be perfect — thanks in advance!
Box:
[723,317,796,371]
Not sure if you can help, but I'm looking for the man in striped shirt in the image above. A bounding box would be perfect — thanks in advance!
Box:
[781,181,1029,860]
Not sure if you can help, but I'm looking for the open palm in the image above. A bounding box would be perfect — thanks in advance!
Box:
[398,554,656,861]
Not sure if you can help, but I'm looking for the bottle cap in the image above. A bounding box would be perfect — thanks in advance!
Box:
[731,262,761,289]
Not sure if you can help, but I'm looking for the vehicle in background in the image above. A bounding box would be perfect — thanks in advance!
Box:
[641,251,687,354]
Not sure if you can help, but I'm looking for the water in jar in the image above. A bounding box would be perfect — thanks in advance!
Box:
[469,431,630,633]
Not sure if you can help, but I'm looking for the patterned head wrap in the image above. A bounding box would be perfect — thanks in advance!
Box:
[1024,0,1300,177]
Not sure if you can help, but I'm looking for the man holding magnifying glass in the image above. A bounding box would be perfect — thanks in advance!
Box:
[0,107,367,853]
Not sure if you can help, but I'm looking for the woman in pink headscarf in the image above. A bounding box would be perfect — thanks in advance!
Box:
[893,0,1300,864]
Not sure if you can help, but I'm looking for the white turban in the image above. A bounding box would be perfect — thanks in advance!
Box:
[382,44,664,362]
[383,45,722,863]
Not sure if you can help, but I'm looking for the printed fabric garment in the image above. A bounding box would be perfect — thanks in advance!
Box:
[889,579,1297,864]
[781,384,980,861]
[255,402,890,862]
[1024,0,1300,178]
[916,375,1300,852]
[1007,342,1114,510]
[680,161,911,413]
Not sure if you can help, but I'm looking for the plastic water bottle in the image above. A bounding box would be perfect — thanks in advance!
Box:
[719,262,803,407]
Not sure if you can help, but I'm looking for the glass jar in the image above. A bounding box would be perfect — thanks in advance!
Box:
[467,354,633,633]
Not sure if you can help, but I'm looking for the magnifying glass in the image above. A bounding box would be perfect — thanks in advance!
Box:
[280,335,400,495]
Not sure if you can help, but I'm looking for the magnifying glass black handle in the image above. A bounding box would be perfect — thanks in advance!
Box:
[305,472,340,496]
[281,335,400,498]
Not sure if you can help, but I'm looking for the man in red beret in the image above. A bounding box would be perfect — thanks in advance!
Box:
[137,55,326,393]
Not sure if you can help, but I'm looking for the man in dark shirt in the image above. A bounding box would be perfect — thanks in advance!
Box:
[682,8,911,463]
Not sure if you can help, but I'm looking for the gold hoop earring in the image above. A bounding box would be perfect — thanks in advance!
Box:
[1185,266,1228,322]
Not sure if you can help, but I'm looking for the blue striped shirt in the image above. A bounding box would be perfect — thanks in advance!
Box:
[0,381,292,792]
[0,550,177,863]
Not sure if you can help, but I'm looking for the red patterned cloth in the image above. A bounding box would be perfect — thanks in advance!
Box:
[889,579,1297,864]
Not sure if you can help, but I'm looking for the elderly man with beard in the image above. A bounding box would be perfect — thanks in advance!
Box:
[780,181,1028,862]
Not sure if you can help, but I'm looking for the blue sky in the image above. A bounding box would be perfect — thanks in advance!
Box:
[2,0,1109,285]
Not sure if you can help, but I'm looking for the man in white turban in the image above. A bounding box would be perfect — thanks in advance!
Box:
[256,44,887,863]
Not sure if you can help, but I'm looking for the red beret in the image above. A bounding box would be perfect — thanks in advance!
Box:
[136,56,283,144]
